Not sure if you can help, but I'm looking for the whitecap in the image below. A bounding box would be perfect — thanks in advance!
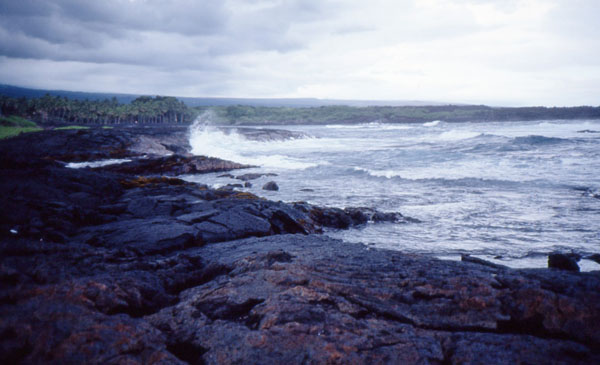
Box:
[436,130,481,141]
[353,167,402,179]
[423,120,442,127]
[66,158,132,169]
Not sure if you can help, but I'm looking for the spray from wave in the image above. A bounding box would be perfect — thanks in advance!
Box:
[187,111,321,170]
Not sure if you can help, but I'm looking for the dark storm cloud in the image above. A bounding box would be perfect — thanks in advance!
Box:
[0,0,227,65]
[0,0,339,96]
[0,0,227,37]
[0,0,330,65]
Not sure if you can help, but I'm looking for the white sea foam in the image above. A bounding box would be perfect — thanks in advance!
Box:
[66,158,131,169]
[189,125,318,169]
[325,122,412,130]
[354,166,402,179]
[189,114,334,170]
[325,124,367,129]
[423,120,441,127]
[436,130,481,141]
[379,124,414,130]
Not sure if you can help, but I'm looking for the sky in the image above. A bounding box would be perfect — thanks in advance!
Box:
[0,0,599,106]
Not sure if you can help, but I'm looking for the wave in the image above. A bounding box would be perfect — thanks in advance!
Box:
[353,166,401,179]
[351,164,546,187]
[189,115,328,170]
[325,122,413,130]
[512,135,570,145]
[436,130,482,141]
[423,120,442,127]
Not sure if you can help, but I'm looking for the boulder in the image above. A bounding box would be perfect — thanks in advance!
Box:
[548,252,580,272]
[262,181,279,191]
[236,173,278,181]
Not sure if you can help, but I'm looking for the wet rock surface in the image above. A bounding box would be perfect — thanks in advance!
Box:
[548,252,581,272]
[99,154,252,176]
[1,127,599,364]
[235,172,278,181]
[262,181,279,191]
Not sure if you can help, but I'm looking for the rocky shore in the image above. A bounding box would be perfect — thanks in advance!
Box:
[1,126,599,364]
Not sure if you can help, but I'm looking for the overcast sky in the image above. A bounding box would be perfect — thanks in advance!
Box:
[0,0,598,106]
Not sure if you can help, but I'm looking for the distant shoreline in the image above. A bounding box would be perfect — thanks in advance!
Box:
[2,83,600,127]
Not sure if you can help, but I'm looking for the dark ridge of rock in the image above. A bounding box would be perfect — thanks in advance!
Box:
[0,299,184,364]
[548,252,580,272]
[99,154,253,176]
[0,126,192,164]
[0,163,124,242]
[293,203,411,229]
[236,172,278,181]
[146,235,600,364]
[588,253,600,264]
[461,254,507,269]
[222,183,245,189]
[262,181,279,191]
[3,232,598,364]
[129,133,190,156]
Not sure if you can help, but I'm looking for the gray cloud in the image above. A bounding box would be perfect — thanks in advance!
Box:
[0,0,599,105]
[0,0,329,68]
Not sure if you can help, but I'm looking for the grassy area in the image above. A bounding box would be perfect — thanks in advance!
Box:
[102,126,114,129]
[0,115,38,127]
[0,115,42,139]
[53,125,90,130]
[0,126,43,139]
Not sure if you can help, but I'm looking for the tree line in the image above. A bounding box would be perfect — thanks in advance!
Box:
[0,94,200,125]
[216,104,600,125]
[1,93,599,126]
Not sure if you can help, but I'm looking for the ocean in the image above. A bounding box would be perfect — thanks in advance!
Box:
[184,119,600,270]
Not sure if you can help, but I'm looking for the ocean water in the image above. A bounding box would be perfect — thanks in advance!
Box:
[184,119,600,270]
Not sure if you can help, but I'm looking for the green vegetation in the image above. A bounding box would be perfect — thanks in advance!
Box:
[53,125,90,130]
[0,115,38,127]
[0,94,197,125]
[210,104,600,125]
[0,126,42,139]
[0,115,42,139]
[1,93,599,127]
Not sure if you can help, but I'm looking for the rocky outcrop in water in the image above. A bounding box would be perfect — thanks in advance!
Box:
[262,181,279,191]
[1,127,599,364]
[548,252,580,272]
[99,154,253,176]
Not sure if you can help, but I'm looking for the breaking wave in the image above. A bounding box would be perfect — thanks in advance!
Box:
[188,113,326,170]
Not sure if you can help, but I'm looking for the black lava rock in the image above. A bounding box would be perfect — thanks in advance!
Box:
[548,252,580,272]
[262,181,279,191]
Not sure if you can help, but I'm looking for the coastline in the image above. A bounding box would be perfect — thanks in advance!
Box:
[1,126,599,363]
